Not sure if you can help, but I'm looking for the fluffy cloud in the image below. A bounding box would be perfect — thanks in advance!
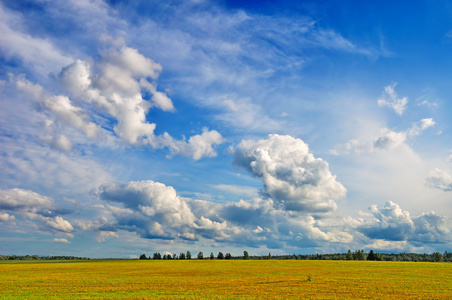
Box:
[0,188,54,210]
[425,168,452,191]
[377,82,408,115]
[234,134,346,213]
[332,118,435,155]
[373,129,407,150]
[12,41,224,160]
[0,212,15,222]
[91,173,351,249]
[0,188,74,236]
[355,201,451,243]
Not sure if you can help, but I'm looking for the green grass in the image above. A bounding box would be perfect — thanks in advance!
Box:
[1,260,452,299]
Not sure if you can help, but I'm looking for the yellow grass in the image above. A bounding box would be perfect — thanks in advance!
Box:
[1,259,451,299]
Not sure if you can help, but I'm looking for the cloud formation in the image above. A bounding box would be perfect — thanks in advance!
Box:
[377,82,408,115]
[92,178,352,249]
[234,134,346,213]
[13,42,224,160]
[0,188,74,236]
[425,168,452,191]
[354,201,451,243]
[331,118,435,155]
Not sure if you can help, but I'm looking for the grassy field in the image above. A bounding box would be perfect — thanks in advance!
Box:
[1,259,451,299]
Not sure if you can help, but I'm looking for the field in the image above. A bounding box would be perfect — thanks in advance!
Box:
[1,259,452,299]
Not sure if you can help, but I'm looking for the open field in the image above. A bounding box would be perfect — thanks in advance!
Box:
[1,259,451,299]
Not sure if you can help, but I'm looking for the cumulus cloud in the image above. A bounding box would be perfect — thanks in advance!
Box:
[91,174,351,249]
[354,201,451,243]
[234,134,346,213]
[331,118,435,155]
[0,212,15,222]
[373,129,407,150]
[55,44,224,159]
[377,82,408,115]
[12,41,224,159]
[0,188,54,210]
[97,180,198,240]
[0,188,74,236]
[16,77,102,145]
[425,168,452,191]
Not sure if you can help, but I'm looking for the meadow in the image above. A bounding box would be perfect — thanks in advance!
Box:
[1,259,451,299]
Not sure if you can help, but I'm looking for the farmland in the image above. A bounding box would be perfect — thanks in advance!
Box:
[1,260,451,299]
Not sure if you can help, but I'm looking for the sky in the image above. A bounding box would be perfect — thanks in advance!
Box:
[1,0,452,258]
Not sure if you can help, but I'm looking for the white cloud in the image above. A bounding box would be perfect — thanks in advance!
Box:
[39,134,73,152]
[408,118,435,137]
[53,238,70,244]
[0,188,75,236]
[96,231,119,243]
[0,213,15,222]
[425,168,452,191]
[377,82,408,115]
[353,201,451,243]
[163,128,225,160]
[45,216,74,233]
[0,188,54,210]
[234,134,346,213]
[92,176,351,249]
[57,44,224,159]
[332,118,435,155]
[373,129,406,149]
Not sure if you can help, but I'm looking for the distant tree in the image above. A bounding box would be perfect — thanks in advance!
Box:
[268,253,272,260]
[217,252,224,259]
[197,252,204,259]
[243,251,250,260]
[353,250,366,261]
[367,250,377,261]
[225,253,232,259]
[210,252,215,259]
[173,253,177,259]
[186,251,192,260]
[167,253,172,259]
[346,250,353,260]
[139,254,147,260]
[434,252,444,262]
[153,252,162,260]
[179,253,186,260]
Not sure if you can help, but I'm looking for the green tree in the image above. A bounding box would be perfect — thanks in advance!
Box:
[210,252,215,259]
[197,252,204,259]
[433,252,444,262]
[353,250,366,261]
[243,251,250,260]
[367,250,376,261]
[346,250,353,260]
[225,253,232,259]
[186,251,192,260]
[217,252,224,259]
[139,254,147,260]
[179,253,186,260]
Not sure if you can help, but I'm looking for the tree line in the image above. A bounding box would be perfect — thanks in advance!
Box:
[0,255,90,261]
[139,250,452,262]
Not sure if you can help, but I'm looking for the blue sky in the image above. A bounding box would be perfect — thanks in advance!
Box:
[1,0,452,258]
